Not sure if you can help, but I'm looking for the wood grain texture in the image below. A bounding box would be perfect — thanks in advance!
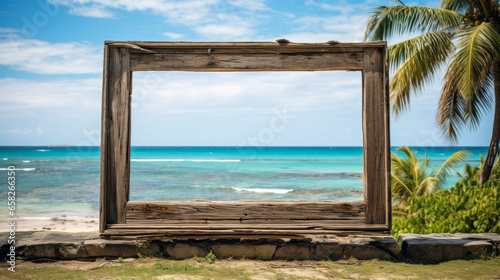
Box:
[99,41,391,237]
[107,224,377,230]
[102,225,388,236]
[128,47,364,54]
[126,201,365,221]
[362,47,390,225]
[130,52,363,72]
[106,41,387,49]
[124,219,365,225]
[99,47,132,233]
[383,45,392,228]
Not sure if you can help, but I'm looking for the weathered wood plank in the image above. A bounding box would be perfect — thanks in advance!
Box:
[99,47,132,233]
[99,44,110,233]
[99,41,391,238]
[107,41,387,49]
[103,231,390,240]
[128,47,364,54]
[125,219,365,225]
[105,234,310,240]
[383,45,392,228]
[126,201,365,221]
[129,52,363,71]
[108,224,370,230]
[362,47,390,225]
[102,224,388,236]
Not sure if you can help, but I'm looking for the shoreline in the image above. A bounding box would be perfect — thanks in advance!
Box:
[1,214,98,232]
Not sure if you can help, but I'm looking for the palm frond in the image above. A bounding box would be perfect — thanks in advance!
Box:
[439,0,471,14]
[437,69,468,142]
[365,5,464,41]
[432,150,470,188]
[463,70,494,129]
[459,163,480,180]
[389,31,453,116]
[417,176,438,196]
[450,22,500,98]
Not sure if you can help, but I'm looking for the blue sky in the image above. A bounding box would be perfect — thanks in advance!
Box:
[0,0,494,146]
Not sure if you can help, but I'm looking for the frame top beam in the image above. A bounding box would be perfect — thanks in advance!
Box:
[105,40,387,51]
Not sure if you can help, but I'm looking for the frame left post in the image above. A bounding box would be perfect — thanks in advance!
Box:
[100,45,132,233]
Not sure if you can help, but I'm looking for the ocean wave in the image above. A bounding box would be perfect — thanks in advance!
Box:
[36,149,50,152]
[241,158,362,162]
[131,159,241,162]
[22,160,30,163]
[2,158,7,160]
[0,168,36,171]
[290,188,363,197]
[22,217,52,220]
[22,216,98,222]
[232,187,293,194]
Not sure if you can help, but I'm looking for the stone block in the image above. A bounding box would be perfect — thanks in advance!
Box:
[212,244,276,260]
[84,239,143,258]
[341,244,392,260]
[314,244,343,260]
[399,233,498,263]
[273,244,312,260]
[164,243,209,260]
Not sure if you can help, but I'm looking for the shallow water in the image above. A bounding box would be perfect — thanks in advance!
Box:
[0,146,487,217]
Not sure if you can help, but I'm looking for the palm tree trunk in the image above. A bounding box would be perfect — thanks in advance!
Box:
[479,61,500,184]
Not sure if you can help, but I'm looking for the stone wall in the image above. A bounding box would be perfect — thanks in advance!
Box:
[1,231,499,263]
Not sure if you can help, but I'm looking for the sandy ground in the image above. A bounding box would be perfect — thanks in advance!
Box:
[5,258,362,280]
[1,215,99,233]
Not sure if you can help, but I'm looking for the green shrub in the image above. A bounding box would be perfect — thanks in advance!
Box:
[392,178,500,239]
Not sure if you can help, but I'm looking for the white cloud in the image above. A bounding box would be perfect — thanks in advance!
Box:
[194,23,254,40]
[162,32,184,39]
[0,34,102,74]
[49,0,270,40]
[37,124,45,134]
[68,4,114,18]
[229,0,268,11]
[0,27,21,33]
[289,14,369,42]
[131,71,361,116]
[0,77,101,112]
[9,127,32,135]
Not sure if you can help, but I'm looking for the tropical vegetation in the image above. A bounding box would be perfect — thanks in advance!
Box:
[391,146,469,207]
[391,147,500,238]
[365,0,500,184]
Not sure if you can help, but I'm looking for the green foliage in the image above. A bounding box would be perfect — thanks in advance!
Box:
[118,257,124,263]
[137,252,149,263]
[392,174,500,238]
[365,0,500,143]
[153,262,204,273]
[391,146,469,207]
[194,250,216,264]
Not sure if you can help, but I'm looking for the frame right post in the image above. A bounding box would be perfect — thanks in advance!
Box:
[362,46,391,227]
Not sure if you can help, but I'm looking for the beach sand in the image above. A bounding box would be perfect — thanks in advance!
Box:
[1,215,98,233]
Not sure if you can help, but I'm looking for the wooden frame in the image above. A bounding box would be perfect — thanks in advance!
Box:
[100,40,391,239]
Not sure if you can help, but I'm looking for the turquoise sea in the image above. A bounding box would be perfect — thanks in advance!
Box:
[0,146,487,219]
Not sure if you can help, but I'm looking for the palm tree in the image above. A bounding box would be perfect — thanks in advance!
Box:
[365,0,500,184]
[391,146,469,205]
[457,154,500,181]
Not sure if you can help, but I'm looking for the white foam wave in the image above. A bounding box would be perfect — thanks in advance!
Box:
[131,159,240,162]
[58,215,98,222]
[2,158,7,160]
[0,168,35,171]
[22,216,98,222]
[36,149,50,152]
[22,160,30,163]
[22,217,52,220]
[232,187,293,194]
